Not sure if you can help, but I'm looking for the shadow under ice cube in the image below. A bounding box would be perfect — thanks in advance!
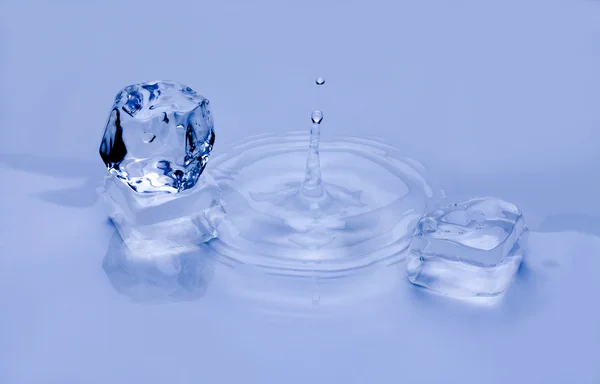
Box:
[407,197,528,298]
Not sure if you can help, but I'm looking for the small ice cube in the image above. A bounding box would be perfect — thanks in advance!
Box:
[407,197,528,298]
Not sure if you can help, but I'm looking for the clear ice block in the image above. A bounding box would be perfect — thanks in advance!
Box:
[98,80,223,251]
[99,80,215,194]
[407,197,528,298]
[101,171,225,252]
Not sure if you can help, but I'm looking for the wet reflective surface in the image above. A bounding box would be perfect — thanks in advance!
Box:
[1,190,598,383]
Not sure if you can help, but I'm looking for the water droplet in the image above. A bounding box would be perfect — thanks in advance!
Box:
[311,110,323,124]
[315,77,325,85]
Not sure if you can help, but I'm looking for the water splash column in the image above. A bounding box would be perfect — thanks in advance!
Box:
[301,110,325,198]
[300,77,326,199]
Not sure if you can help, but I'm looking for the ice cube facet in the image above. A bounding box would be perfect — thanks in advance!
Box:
[407,197,528,298]
[101,172,226,252]
[99,80,215,194]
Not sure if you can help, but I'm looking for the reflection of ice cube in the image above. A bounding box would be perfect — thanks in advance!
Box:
[102,233,215,302]
[407,197,528,298]
[102,172,225,252]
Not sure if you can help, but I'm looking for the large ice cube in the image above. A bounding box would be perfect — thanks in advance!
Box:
[99,80,215,194]
[101,171,226,252]
[98,80,223,251]
[407,197,528,298]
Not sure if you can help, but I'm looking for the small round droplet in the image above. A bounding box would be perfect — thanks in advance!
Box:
[315,77,325,86]
[311,109,323,124]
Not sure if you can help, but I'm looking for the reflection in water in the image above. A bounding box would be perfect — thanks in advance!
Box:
[102,233,215,303]
[213,262,404,319]
[101,224,402,311]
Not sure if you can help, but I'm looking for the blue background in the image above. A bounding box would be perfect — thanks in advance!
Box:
[1,0,599,382]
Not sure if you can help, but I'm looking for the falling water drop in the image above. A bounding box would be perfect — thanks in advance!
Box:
[315,77,325,86]
[311,109,323,124]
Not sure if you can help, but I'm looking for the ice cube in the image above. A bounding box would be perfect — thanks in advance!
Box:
[99,81,215,194]
[101,171,226,252]
[407,197,528,298]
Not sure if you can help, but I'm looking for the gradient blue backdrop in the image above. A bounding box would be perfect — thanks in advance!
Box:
[1,0,599,383]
